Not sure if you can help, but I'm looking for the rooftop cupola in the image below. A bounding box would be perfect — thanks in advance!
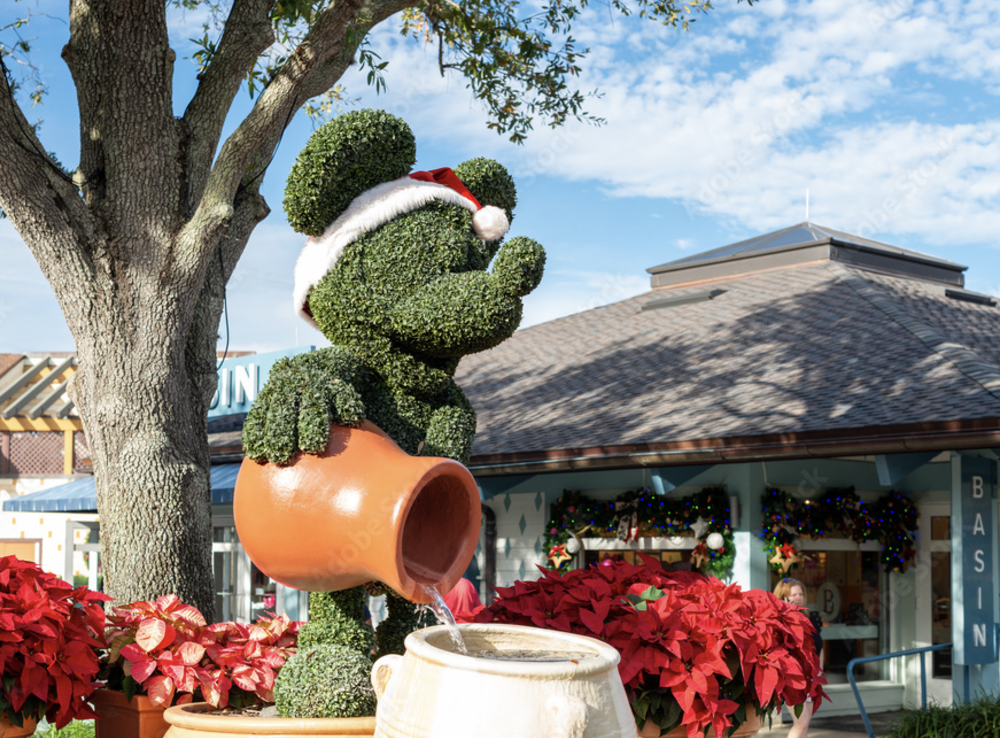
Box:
[647,222,967,289]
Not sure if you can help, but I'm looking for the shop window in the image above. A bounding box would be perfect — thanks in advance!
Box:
[213,524,242,622]
[577,534,700,576]
[771,546,887,684]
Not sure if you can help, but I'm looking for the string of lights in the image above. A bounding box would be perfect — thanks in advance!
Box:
[761,487,918,573]
[543,487,736,579]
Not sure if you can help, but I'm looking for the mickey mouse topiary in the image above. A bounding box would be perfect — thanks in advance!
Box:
[242,109,545,719]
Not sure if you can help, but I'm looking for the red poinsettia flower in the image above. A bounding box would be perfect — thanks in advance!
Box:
[476,554,827,736]
[0,556,110,729]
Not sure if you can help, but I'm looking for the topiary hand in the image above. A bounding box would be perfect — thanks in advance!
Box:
[421,404,478,463]
[242,349,366,464]
[491,236,545,298]
[386,237,545,358]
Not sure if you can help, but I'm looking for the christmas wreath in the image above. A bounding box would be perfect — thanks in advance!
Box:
[761,487,918,573]
[544,487,735,579]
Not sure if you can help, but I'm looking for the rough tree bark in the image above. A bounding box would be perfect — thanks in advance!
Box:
[0,0,409,618]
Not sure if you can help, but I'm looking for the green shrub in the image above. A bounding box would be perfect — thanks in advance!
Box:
[296,588,374,654]
[273,644,377,719]
[33,720,96,738]
[887,694,1000,738]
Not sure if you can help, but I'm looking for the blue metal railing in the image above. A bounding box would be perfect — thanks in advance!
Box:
[847,642,953,738]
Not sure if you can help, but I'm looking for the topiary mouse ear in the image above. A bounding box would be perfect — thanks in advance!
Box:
[283,109,417,237]
[454,158,517,227]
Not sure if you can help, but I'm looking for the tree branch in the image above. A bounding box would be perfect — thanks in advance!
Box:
[178,0,368,261]
[0,57,96,298]
[182,0,276,211]
[295,0,418,104]
[63,0,178,222]
[182,186,269,467]
[62,0,106,206]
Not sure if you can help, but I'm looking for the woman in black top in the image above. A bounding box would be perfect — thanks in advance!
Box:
[773,577,822,738]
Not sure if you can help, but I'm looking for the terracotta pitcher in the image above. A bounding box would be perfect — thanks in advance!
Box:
[234,421,480,603]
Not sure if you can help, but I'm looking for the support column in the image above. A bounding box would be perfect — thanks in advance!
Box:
[950,453,1000,700]
[731,462,769,592]
[63,430,74,475]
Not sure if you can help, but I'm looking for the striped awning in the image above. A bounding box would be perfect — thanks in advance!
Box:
[2,464,243,512]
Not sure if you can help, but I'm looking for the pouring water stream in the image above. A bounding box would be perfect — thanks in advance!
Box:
[420,584,469,654]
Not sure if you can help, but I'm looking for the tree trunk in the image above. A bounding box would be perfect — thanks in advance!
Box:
[70,325,217,615]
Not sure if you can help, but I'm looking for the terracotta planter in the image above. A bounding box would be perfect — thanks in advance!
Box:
[638,708,761,738]
[0,715,37,738]
[162,703,376,737]
[91,690,169,738]
[372,624,635,738]
[235,421,480,603]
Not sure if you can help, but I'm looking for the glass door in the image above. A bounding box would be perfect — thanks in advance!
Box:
[774,540,888,684]
[213,519,251,622]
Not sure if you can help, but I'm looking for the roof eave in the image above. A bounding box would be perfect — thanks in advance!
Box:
[467,417,1000,476]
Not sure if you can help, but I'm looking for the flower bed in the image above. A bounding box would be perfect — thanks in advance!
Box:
[474,555,826,738]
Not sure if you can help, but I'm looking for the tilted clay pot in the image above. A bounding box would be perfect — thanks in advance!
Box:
[371,624,636,738]
[162,703,375,737]
[234,421,480,603]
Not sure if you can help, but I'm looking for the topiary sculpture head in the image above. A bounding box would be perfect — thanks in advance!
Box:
[285,109,540,370]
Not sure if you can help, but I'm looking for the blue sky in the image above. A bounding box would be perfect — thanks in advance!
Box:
[2,0,1000,354]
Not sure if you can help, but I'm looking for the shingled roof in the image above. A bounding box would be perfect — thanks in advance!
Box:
[456,224,1000,471]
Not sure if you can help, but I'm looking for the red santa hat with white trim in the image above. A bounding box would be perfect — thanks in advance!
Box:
[293,167,509,327]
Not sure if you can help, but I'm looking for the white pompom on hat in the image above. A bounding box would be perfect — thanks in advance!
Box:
[293,167,509,327]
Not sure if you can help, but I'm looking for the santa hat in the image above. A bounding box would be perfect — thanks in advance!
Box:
[293,167,509,327]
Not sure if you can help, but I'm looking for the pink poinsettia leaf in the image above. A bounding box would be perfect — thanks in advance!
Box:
[127,658,158,685]
[175,640,207,666]
[135,618,174,652]
[172,603,208,627]
[257,648,286,669]
[146,675,175,707]
[154,594,181,612]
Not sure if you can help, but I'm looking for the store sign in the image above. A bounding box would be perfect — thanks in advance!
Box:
[955,456,997,665]
[209,347,314,418]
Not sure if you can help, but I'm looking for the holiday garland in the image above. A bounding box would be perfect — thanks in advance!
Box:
[544,487,735,579]
[761,487,918,573]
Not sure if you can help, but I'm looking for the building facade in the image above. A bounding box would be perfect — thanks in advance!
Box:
[457,223,1000,715]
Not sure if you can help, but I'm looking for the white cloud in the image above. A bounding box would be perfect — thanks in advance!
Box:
[166,2,217,52]
[448,0,1000,247]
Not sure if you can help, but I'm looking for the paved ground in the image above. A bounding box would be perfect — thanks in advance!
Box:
[758,710,904,738]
